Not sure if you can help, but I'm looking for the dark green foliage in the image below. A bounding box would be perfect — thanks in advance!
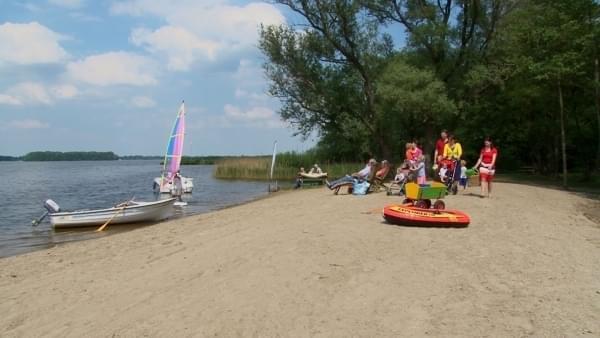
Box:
[180,156,224,165]
[260,0,600,184]
[119,155,162,160]
[0,156,19,161]
[22,151,119,161]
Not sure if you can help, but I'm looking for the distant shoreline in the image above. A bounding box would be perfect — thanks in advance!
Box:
[0,152,239,165]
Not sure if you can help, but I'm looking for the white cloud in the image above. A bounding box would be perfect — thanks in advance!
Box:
[6,82,53,105]
[234,88,267,101]
[224,104,274,121]
[52,84,79,99]
[0,82,78,106]
[112,1,285,69]
[48,0,84,8]
[131,26,219,71]
[66,52,158,86]
[131,96,156,108]
[0,22,68,65]
[7,119,49,129]
[0,94,21,105]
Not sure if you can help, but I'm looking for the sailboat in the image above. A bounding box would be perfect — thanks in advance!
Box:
[153,101,194,194]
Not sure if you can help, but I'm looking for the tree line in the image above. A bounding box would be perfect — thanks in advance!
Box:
[259,0,600,186]
[0,153,226,164]
[21,151,120,161]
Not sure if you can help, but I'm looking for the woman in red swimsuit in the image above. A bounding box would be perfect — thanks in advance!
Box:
[473,137,498,198]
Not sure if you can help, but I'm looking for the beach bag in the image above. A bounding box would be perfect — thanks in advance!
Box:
[352,180,370,195]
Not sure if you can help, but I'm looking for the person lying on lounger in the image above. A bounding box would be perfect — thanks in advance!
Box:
[325,158,376,190]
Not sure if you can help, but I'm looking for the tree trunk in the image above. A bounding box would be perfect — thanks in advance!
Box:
[557,79,568,188]
[595,58,600,172]
[377,133,392,161]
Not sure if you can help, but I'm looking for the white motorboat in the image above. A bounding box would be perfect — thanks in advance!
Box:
[45,198,176,228]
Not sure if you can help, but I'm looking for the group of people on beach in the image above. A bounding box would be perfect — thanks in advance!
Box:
[322,129,498,198]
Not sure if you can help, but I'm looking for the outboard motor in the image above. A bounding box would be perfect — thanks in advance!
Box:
[32,199,60,226]
[44,199,61,213]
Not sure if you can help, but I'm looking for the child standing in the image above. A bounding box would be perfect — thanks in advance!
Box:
[411,155,427,185]
[459,160,468,189]
[405,143,414,163]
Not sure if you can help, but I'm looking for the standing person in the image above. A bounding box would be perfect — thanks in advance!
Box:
[172,171,183,201]
[459,160,468,189]
[433,129,449,168]
[443,135,463,194]
[443,135,463,161]
[412,140,423,161]
[473,137,498,198]
[411,155,427,185]
[294,167,306,189]
[404,143,414,163]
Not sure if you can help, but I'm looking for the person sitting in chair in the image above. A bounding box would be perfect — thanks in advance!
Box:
[375,160,390,179]
[326,159,376,190]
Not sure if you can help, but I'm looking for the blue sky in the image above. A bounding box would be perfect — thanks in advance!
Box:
[0,0,317,156]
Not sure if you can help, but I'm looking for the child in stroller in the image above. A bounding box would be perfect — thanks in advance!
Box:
[438,158,461,195]
[387,161,411,195]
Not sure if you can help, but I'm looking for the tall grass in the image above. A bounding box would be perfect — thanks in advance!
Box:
[213,152,362,180]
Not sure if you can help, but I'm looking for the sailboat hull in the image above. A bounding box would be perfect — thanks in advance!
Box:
[153,177,194,194]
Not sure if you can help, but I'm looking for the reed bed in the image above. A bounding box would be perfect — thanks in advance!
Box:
[213,153,362,181]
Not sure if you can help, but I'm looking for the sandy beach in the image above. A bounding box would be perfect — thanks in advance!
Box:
[1,182,599,337]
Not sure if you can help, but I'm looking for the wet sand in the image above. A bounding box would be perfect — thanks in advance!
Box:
[1,182,599,337]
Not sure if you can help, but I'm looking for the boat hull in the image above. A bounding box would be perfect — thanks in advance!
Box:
[383,205,470,227]
[300,172,328,179]
[49,198,176,228]
[153,176,194,194]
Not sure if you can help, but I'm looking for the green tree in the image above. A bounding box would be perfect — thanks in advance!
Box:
[364,0,517,85]
[500,0,596,187]
[259,0,394,158]
[377,57,457,157]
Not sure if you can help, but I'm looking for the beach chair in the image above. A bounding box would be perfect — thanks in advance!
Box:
[332,163,380,195]
[368,165,391,193]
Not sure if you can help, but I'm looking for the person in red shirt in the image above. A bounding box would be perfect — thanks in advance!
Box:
[433,129,448,168]
[411,140,423,161]
[473,137,498,198]
[404,142,414,163]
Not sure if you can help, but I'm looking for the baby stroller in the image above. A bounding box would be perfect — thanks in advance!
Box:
[387,162,411,196]
[438,159,461,195]
[387,172,409,196]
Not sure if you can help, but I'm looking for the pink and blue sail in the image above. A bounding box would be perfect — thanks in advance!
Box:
[161,101,186,186]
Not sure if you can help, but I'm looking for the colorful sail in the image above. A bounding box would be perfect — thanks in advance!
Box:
[161,102,186,185]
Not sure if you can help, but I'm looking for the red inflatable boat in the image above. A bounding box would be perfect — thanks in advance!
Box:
[383,204,470,227]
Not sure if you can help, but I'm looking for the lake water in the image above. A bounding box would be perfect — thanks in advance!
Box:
[0,161,269,258]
